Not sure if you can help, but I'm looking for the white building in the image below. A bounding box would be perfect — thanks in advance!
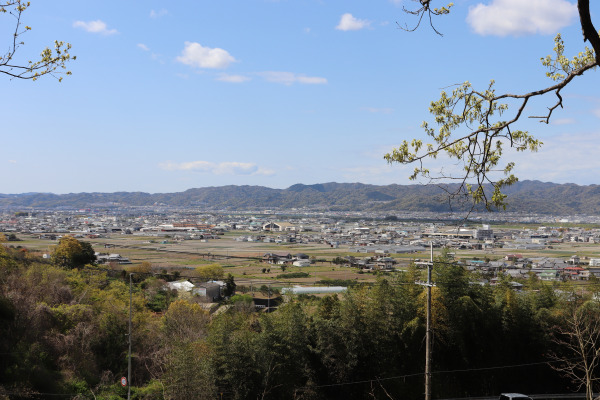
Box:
[589,258,600,267]
[293,259,311,267]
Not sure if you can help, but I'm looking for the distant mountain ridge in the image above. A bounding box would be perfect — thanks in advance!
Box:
[1,181,600,214]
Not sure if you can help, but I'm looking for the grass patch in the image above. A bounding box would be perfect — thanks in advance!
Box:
[276,272,310,279]
[315,279,361,287]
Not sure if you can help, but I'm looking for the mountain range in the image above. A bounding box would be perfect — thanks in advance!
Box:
[1,181,600,214]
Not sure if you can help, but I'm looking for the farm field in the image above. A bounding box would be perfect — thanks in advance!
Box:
[9,231,600,290]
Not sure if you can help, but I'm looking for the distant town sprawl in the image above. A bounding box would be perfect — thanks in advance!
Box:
[3,207,600,286]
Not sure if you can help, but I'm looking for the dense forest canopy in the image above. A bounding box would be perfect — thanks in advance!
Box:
[2,239,600,399]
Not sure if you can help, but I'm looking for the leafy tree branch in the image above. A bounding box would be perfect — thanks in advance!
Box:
[1,0,75,81]
[386,0,599,211]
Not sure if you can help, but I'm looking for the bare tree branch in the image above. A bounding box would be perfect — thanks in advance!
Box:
[578,0,600,63]
[398,0,453,36]
[550,301,600,400]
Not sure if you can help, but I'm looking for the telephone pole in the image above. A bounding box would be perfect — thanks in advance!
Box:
[425,242,433,400]
[416,242,434,400]
[128,273,132,400]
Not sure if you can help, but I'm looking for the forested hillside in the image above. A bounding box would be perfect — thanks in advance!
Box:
[2,240,599,399]
[2,181,600,214]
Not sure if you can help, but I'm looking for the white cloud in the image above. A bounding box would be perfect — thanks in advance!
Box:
[137,44,163,62]
[217,74,251,83]
[73,20,118,35]
[150,9,168,18]
[508,132,600,184]
[467,0,577,36]
[259,71,327,85]
[176,42,236,69]
[362,107,393,114]
[594,108,600,118]
[8,160,16,164]
[336,13,371,31]
[551,118,575,125]
[160,161,274,176]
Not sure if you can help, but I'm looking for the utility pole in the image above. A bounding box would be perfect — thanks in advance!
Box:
[268,283,271,312]
[128,273,132,400]
[416,243,435,400]
[425,242,433,400]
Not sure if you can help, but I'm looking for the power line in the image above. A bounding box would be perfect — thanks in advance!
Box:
[0,390,81,398]
[431,358,573,375]
[303,358,574,391]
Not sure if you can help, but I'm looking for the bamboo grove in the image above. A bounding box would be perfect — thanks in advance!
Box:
[2,243,600,399]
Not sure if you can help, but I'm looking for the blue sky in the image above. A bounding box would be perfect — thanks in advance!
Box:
[1,0,599,194]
